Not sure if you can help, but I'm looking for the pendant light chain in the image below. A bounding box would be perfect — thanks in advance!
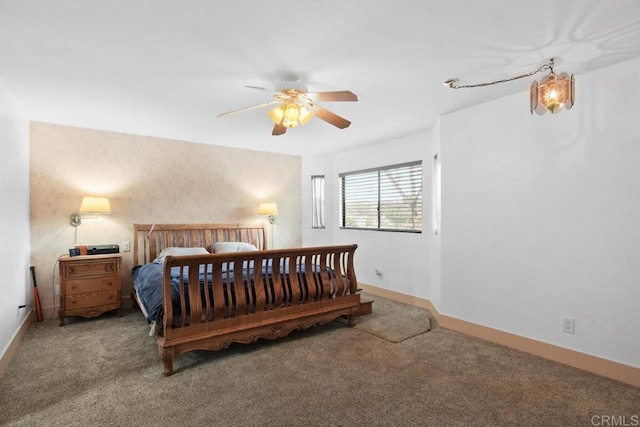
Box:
[445,59,555,89]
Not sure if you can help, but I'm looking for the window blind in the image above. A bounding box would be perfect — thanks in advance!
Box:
[340,161,422,232]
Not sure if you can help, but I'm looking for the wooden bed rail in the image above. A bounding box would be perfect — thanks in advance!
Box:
[156,244,361,375]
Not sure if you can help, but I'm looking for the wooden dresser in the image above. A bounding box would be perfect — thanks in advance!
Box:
[58,253,123,326]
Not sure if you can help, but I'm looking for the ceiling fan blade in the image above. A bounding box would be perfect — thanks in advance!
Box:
[272,123,287,136]
[307,104,351,129]
[306,91,358,102]
[245,85,279,95]
[217,100,280,118]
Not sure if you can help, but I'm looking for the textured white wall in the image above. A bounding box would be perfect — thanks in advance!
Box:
[332,132,434,299]
[441,57,640,367]
[0,76,30,360]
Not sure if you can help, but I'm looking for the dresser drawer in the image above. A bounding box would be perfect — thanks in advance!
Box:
[63,260,118,278]
[66,277,118,295]
[66,290,118,310]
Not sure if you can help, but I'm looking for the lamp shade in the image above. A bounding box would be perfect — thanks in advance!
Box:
[258,202,278,216]
[79,196,111,214]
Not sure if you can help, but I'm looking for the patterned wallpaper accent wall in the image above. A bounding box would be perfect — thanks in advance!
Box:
[29,122,301,314]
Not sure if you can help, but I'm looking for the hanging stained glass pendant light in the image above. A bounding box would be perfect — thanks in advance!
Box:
[530,59,574,115]
[445,58,574,116]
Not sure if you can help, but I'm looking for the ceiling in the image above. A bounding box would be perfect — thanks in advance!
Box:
[1,0,640,156]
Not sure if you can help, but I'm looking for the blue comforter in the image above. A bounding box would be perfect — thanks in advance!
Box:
[132,263,167,322]
[133,262,248,323]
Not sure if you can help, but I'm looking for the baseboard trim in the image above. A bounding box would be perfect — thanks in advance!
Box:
[0,309,33,377]
[359,283,640,388]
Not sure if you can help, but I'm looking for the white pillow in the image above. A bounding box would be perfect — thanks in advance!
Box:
[212,242,258,253]
[153,247,209,263]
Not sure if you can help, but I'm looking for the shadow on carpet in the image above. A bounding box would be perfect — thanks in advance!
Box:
[338,292,432,343]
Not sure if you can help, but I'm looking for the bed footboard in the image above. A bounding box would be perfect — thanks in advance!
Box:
[157,244,362,375]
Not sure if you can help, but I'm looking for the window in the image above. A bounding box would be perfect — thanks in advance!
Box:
[432,153,441,235]
[340,161,422,232]
[311,175,325,229]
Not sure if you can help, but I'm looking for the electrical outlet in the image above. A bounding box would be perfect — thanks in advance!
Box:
[562,316,575,334]
[122,241,131,252]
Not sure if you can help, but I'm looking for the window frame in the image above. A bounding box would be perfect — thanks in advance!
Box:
[311,175,326,229]
[339,160,423,233]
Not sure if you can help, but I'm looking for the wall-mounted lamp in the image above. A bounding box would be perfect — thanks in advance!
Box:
[444,58,574,115]
[258,202,279,224]
[70,196,112,226]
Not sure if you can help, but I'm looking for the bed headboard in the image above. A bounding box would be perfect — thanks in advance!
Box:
[133,223,268,266]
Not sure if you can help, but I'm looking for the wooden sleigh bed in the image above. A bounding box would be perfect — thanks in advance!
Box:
[132,223,371,376]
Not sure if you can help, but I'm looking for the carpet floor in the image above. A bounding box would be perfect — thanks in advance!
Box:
[0,295,638,426]
[339,293,431,342]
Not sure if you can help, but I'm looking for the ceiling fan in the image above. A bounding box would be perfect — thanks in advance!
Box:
[217,74,358,136]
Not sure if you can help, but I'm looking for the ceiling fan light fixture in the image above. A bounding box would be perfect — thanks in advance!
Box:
[268,106,284,124]
[218,76,357,135]
[268,103,312,128]
[283,103,301,122]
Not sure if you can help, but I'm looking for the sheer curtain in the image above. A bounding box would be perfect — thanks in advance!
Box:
[311,175,325,229]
